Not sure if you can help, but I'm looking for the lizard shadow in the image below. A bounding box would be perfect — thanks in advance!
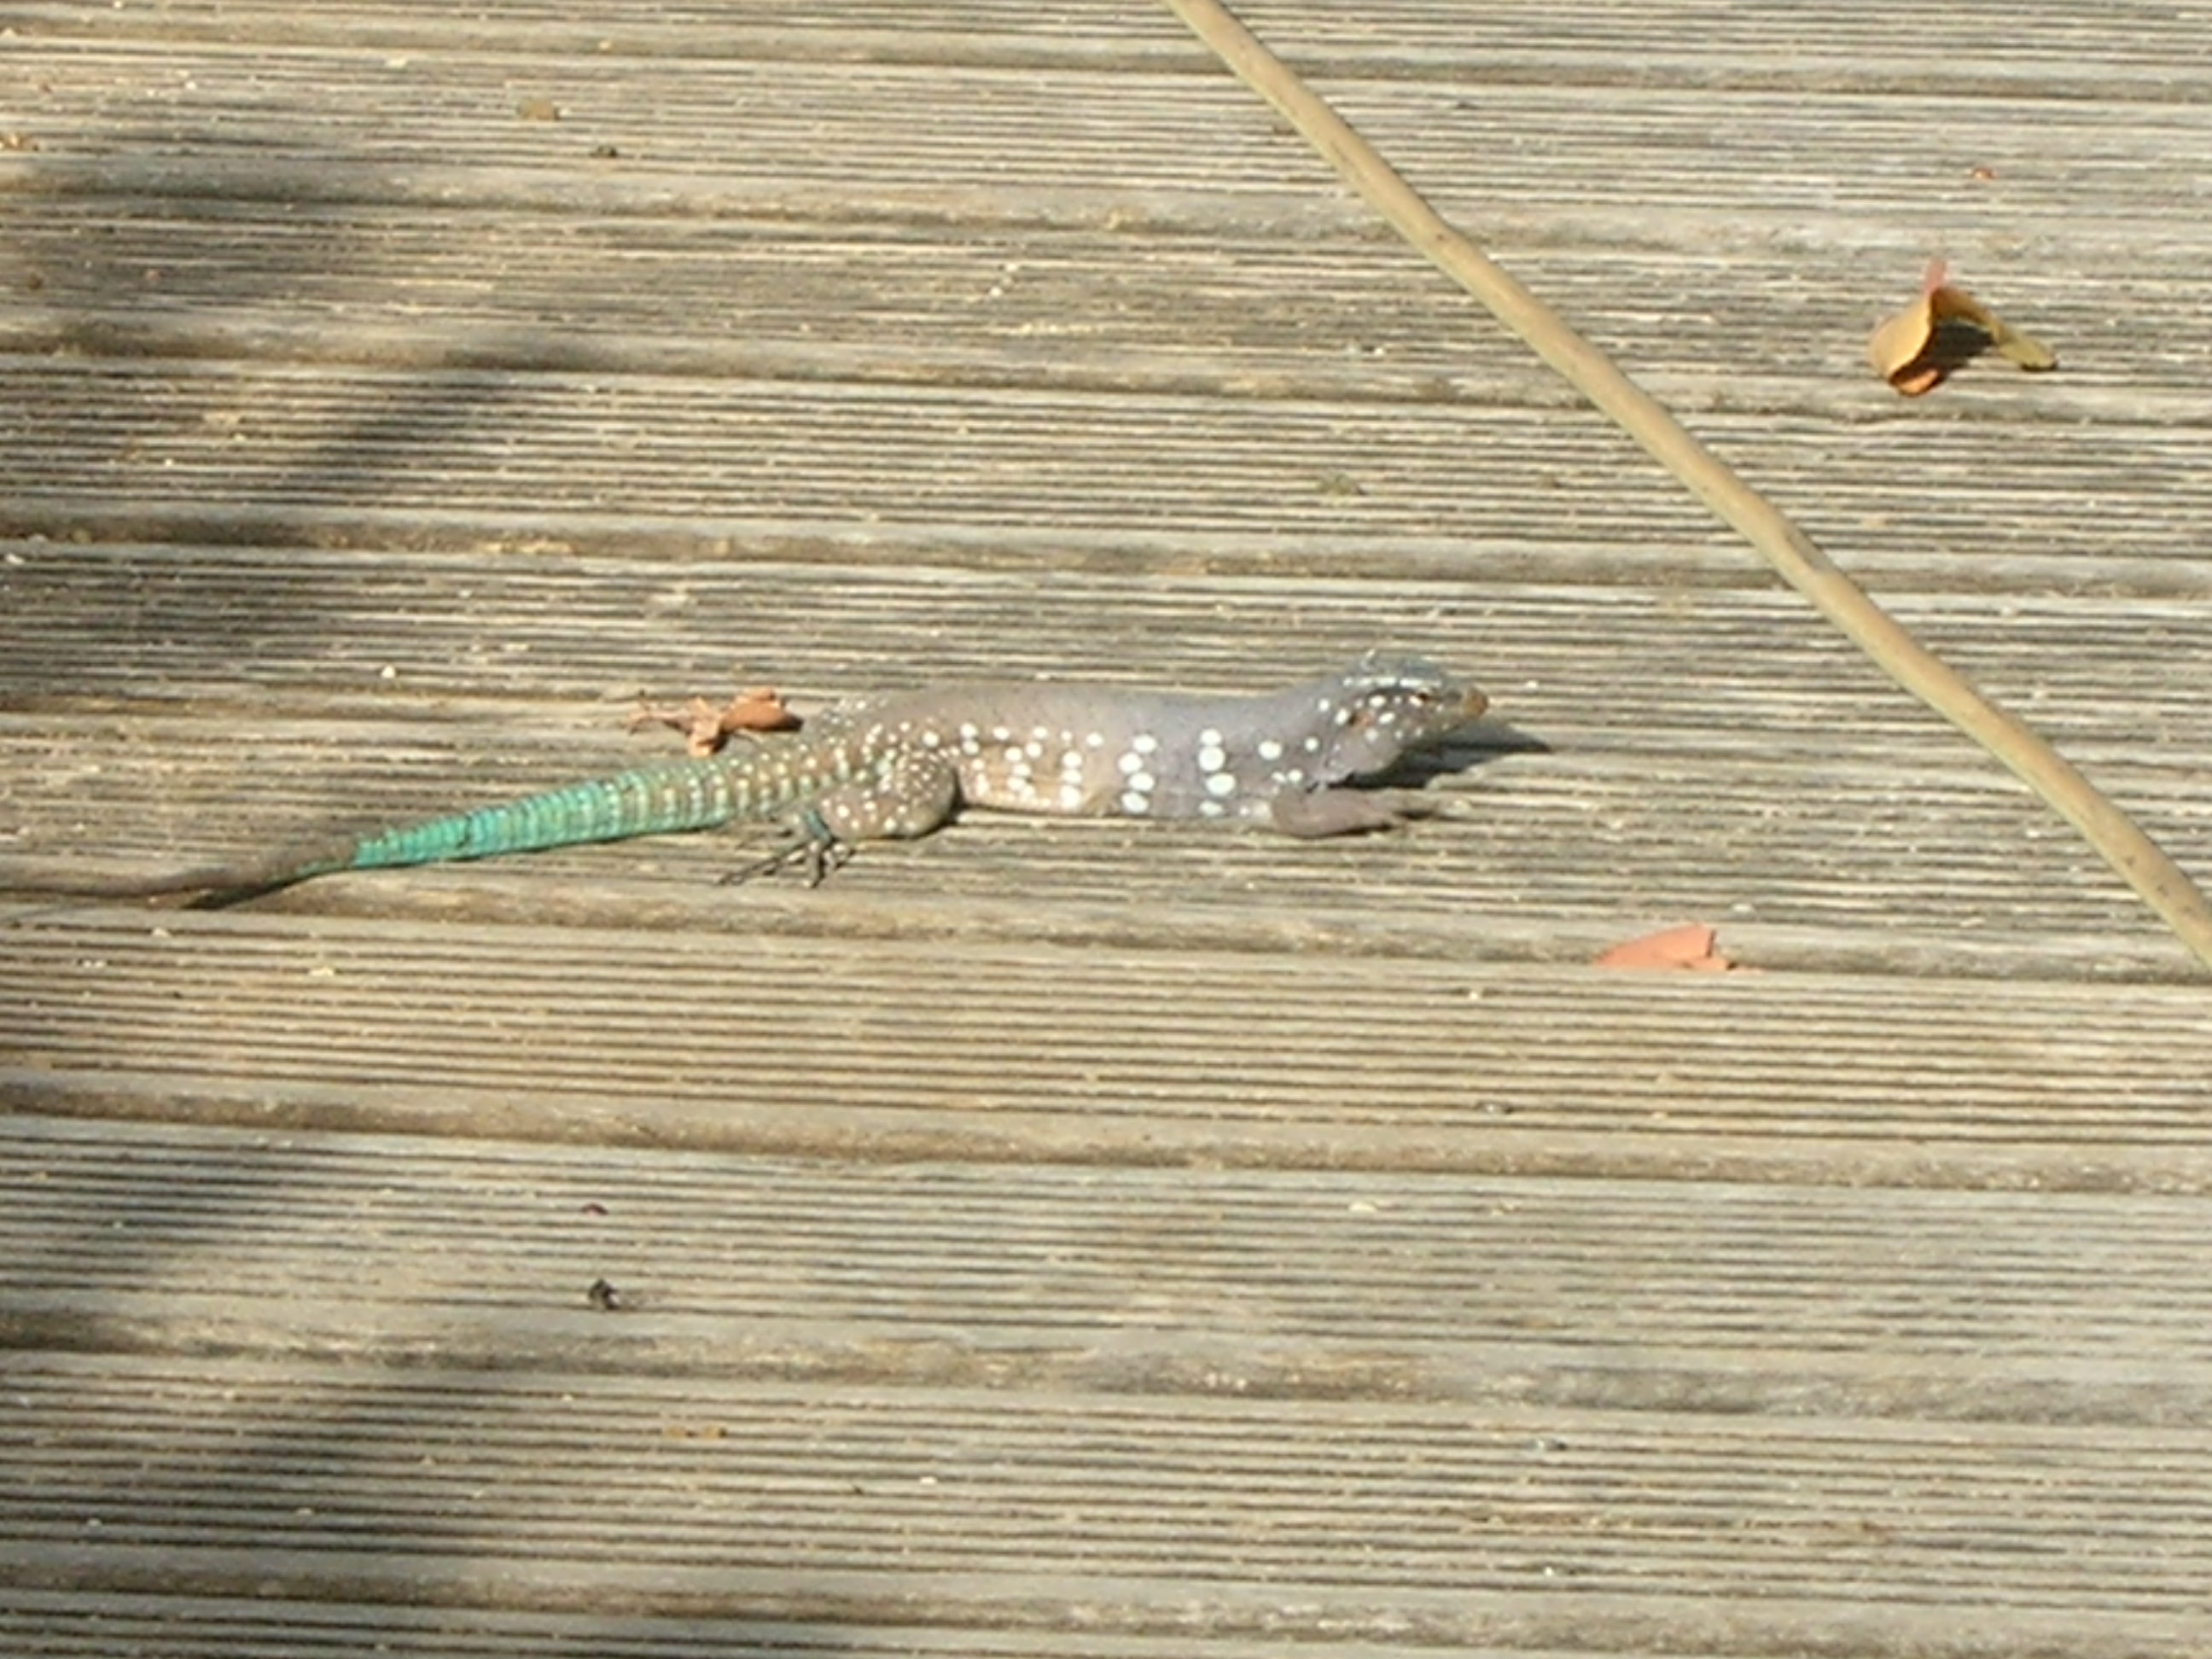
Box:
[1393,714,1551,788]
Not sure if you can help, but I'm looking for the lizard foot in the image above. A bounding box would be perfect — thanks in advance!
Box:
[1266,787,1436,839]
[720,815,853,888]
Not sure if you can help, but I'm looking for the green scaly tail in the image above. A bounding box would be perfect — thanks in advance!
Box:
[96,750,818,906]
[349,757,766,869]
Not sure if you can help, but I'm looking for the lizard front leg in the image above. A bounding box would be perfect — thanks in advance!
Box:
[1264,786,1438,839]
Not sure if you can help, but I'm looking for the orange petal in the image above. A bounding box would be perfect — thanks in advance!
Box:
[1592,923,1735,972]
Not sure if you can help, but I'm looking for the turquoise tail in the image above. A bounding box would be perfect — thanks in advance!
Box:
[346,756,768,871]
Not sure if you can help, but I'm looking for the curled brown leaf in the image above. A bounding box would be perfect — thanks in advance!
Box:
[1868,260,2057,396]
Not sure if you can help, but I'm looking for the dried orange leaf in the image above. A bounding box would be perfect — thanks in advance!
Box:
[631,686,800,755]
[717,686,802,735]
[1592,923,1735,972]
[1868,260,2056,396]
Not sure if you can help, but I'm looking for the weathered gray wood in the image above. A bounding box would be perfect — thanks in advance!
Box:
[0,1593,1668,1659]
[5,918,2209,1188]
[4,0,2211,1652]
[4,20,2210,575]
[9,1114,2212,1408]
[5,1343,2210,1651]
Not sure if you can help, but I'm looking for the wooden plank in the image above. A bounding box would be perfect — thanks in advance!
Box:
[3,737,2192,974]
[0,1593,1595,1659]
[7,29,2209,237]
[8,362,2210,574]
[4,544,2206,748]
[3,546,2200,971]
[4,918,2209,1187]
[9,0,2205,92]
[4,547,2209,748]
[6,1115,2212,1417]
[3,203,2203,429]
[4,1349,2208,1654]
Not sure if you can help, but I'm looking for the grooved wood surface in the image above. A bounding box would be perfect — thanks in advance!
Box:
[3,2,2211,1654]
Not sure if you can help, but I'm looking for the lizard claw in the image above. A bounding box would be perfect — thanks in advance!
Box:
[796,835,854,888]
[720,811,852,888]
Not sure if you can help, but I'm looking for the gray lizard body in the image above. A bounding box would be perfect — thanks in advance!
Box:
[52,653,1485,905]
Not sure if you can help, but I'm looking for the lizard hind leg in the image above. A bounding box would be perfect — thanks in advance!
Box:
[723,807,853,888]
[723,750,963,888]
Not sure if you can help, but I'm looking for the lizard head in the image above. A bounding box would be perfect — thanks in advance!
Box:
[1305,653,1488,780]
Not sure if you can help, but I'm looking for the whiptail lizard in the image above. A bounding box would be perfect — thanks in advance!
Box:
[32,653,1486,906]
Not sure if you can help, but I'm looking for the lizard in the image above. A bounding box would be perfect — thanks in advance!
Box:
[29,653,1487,907]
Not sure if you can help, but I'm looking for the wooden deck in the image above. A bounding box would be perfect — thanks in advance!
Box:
[4,3,2211,1653]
